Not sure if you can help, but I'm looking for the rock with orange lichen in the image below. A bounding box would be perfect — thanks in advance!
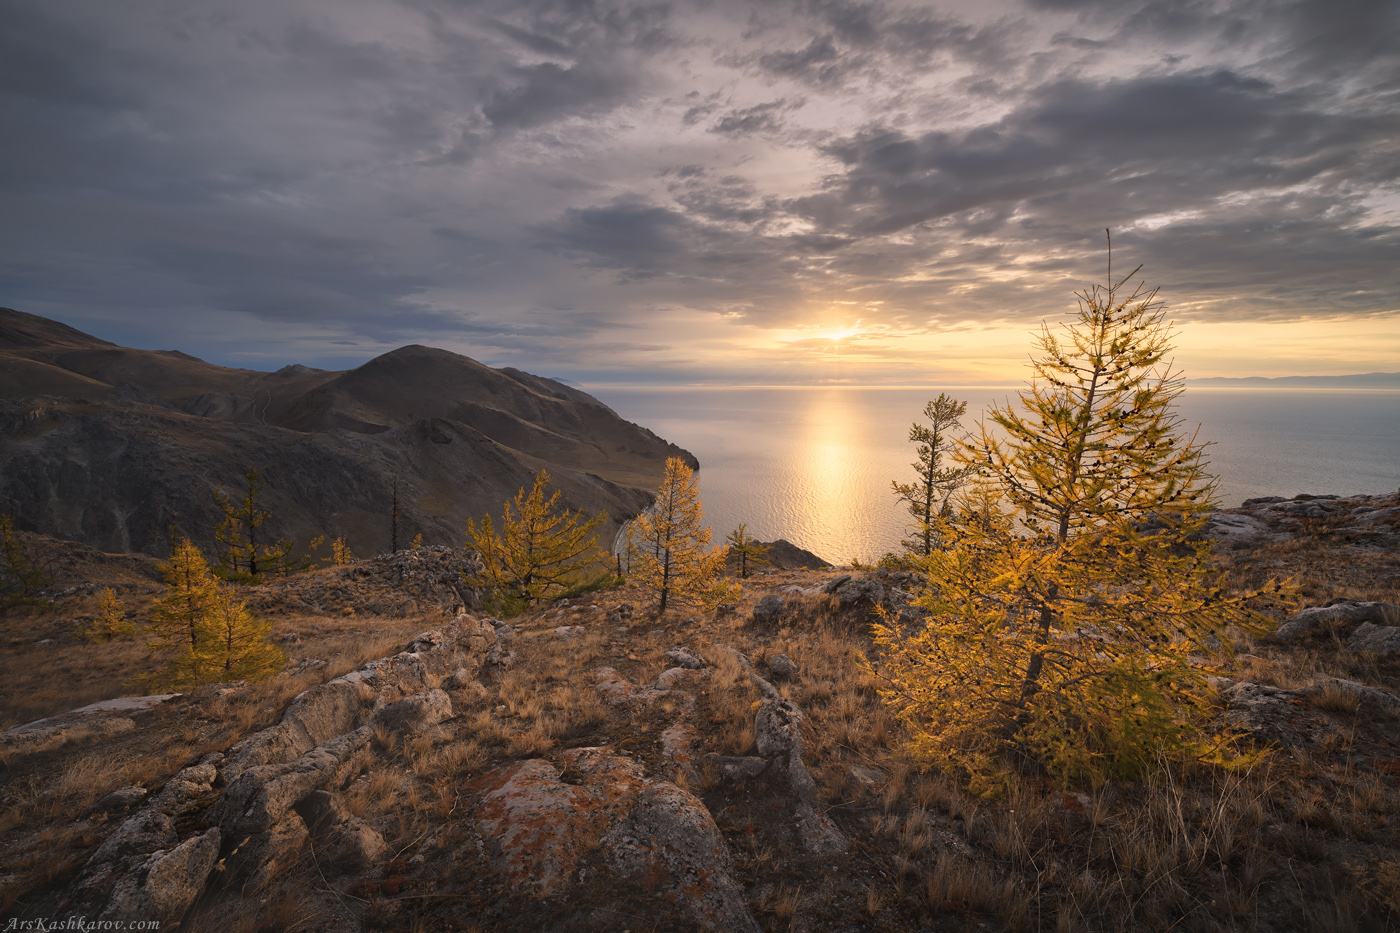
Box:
[468,746,759,932]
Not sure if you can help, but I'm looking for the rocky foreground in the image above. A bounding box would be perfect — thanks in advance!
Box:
[1,492,1398,932]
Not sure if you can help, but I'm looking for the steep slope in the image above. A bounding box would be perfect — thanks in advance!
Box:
[0,308,691,558]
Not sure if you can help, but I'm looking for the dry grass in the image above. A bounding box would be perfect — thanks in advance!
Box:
[4,534,1398,932]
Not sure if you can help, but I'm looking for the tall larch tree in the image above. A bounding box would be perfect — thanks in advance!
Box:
[627,457,728,613]
[874,238,1285,784]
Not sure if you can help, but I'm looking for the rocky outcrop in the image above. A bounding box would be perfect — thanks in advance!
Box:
[1273,599,1398,643]
[469,747,759,933]
[1,694,177,756]
[1206,492,1400,547]
[99,828,221,925]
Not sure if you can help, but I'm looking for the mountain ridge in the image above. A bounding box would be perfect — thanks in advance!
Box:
[0,307,694,559]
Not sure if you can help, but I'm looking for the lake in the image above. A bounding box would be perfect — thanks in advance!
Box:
[590,386,1400,564]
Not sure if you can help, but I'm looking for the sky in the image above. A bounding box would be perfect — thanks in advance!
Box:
[2,0,1397,385]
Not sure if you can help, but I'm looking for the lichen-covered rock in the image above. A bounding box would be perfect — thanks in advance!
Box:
[100,829,219,924]
[602,782,760,933]
[1274,599,1398,643]
[211,726,371,837]
[823,574,885,608]
[99,827,220,925]
[372,689,453,734]
[1348,622,1400,657]
[752,594,784,625]
[468,747,759,932]
[471,749,648,894]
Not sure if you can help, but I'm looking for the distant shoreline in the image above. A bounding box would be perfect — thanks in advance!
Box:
[1186,372,1400,388]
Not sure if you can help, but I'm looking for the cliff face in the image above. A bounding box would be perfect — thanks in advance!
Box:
[0,308,695,558]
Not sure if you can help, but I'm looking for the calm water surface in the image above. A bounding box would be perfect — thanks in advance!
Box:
[592,387,1400,564]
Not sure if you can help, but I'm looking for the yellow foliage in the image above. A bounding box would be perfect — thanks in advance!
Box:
[466,470,607,610]
[147,537,283,686]
[84,587,136,642]
[874,247,1288,783]
[626,458,729,612]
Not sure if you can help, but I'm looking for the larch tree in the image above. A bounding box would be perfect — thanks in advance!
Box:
[725,524,771,579]
[149,536,221,655]
[466,469,607,611]
[85,587,136,642]
[874,239,1284,784]
[891,393,975,557]
[213,468,269,579]
[189,588,285,683]
[627,457,728,613]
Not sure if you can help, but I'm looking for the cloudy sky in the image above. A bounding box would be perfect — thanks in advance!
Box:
[2,0,1397,384]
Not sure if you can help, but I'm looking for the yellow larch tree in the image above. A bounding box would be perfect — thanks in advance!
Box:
[466,469,607,611]
[85,587,136,642]
[148,536,221,656]
[627,457,729,613]
[148,536,283,686]
[189,588,285,683]
[874,241,1286,784]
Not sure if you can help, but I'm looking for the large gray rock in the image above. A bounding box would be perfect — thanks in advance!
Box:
[823,574,885,608]
[752,594,784,626]
[99,828,221,925]
[371,689,453,734]
[1348,622,1400,657]
[469,748,759,932]
[225,681,364,781]
[211,726,371,837]
[1274,600,1398,643]
[602,782,759,932]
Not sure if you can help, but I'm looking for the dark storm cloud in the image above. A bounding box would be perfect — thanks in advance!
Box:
[0,0,1396,380]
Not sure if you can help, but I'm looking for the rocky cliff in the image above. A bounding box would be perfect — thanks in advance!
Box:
[0,307,695,558]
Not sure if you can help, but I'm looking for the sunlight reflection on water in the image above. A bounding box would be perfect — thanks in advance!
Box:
[592,386,1400,564]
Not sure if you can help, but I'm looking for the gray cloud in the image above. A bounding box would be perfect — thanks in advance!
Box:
[0,0,1395,382]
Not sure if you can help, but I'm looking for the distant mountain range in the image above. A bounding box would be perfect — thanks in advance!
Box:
[1188,372,1400,388]
[0,307,694,559]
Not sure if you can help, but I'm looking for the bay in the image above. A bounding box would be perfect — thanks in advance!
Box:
[591,386,1400,564]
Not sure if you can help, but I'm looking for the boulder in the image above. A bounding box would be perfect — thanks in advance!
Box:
[767,654,798,678]
[99,827,221,925]
[468,747,759,932]
[1348,622,1400,657]
[1274,600,1398,643]
[601,782,759,933]
[372,689,454,734]
[211,726,371,838]
[92,786,148,813]
[823,574,885,608]
[752,594,784,626]
[664,646,708,670]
